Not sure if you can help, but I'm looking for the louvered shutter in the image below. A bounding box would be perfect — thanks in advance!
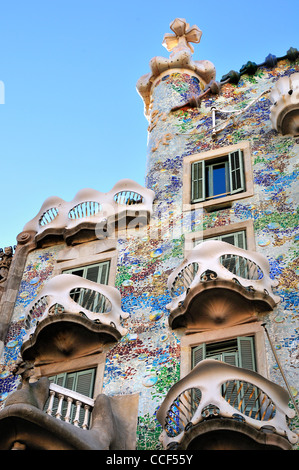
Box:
[237,336,256,371]
[237,336,258,415]
[228,150,245,194]
[191,161,205,203]
[192,343,206,368]
[73,369,95,426]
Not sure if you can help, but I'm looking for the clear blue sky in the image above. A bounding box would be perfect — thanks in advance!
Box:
[0,0,298,248]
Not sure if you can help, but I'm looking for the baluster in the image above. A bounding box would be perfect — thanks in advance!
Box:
[73,400,82,427]
[64,396,73,423]
[55,393,64,420]
[46,390,55,415]
[82,404,90,429]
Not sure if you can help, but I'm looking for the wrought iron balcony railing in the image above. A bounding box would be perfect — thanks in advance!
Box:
[157,359,298,449]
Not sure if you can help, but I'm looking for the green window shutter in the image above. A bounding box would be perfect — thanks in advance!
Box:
[73,369,95,426]
[237,336,258,415]
[222,351,238,366]
[191,160,205,203]
[192,343,206,368]
[228,150,245,194]
[75,369,95,398]
[98,261,110,285]
[237,336,256,371]
[236,230,246,249]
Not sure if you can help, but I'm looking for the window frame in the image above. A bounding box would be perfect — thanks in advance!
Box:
[52,241,118,287]
[191,336,256,371]
[180,322,268,380]
[183,141,253,212]
[184,220,255,255]
[33,352,106,399]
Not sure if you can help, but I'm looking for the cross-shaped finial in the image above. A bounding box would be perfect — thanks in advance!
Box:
[162,18,202,55]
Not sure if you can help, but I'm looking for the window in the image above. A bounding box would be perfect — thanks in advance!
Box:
[63,261,110,284]
[192,337,258,416]
[191,150,245,203]
[63,261,110,313]
[183,141,253,211]
[194,230,247,249]
[46,368,96,426]
[192,336,256,371]
[49,368,96,397]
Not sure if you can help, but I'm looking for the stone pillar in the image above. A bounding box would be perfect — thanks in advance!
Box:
[0,231,36,357]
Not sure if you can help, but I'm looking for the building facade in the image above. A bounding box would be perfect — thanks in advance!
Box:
[0,18,299,450]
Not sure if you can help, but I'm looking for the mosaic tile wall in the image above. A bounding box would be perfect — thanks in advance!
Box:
[0,59,299,450]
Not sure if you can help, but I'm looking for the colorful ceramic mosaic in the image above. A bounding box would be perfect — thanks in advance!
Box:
[0,58,299,449]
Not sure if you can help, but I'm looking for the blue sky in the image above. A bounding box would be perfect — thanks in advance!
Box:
[0,0,298,248]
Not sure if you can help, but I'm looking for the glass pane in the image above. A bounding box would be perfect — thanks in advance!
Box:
[85,265,99,283]
[212,163,227,196]
[220,234,235,245]
[69,268,84,278]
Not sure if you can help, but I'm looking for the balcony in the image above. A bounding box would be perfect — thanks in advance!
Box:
[22,179,155,246]
[167,240,280,330]
[0,375,139,450]
[157,359,298,450]
[269,72,299,136]
[21,274,128,363]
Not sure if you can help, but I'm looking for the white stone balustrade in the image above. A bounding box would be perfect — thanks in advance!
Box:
[22,179,155,241]
[23,273,129,339]
[157,359,298,448]
[167,240,280,313]
[46,383,94,429]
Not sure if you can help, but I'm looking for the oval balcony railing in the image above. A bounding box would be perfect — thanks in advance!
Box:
[69,287,111,315]
[167,240,280,310]
[22,179,155,242]
[39,208,59,227]
[157,359,298,448]
[220,254,264,280]
[114,191,143,205]
[170,262,199,297]
[22,273,129,340]
[68,201,101,220]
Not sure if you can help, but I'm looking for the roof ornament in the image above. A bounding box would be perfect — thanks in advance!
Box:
[136,18,216,117]
[162,18,202,55]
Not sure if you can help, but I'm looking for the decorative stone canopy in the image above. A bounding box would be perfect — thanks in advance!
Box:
[136,18,216,117]
[269,72,299,135]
